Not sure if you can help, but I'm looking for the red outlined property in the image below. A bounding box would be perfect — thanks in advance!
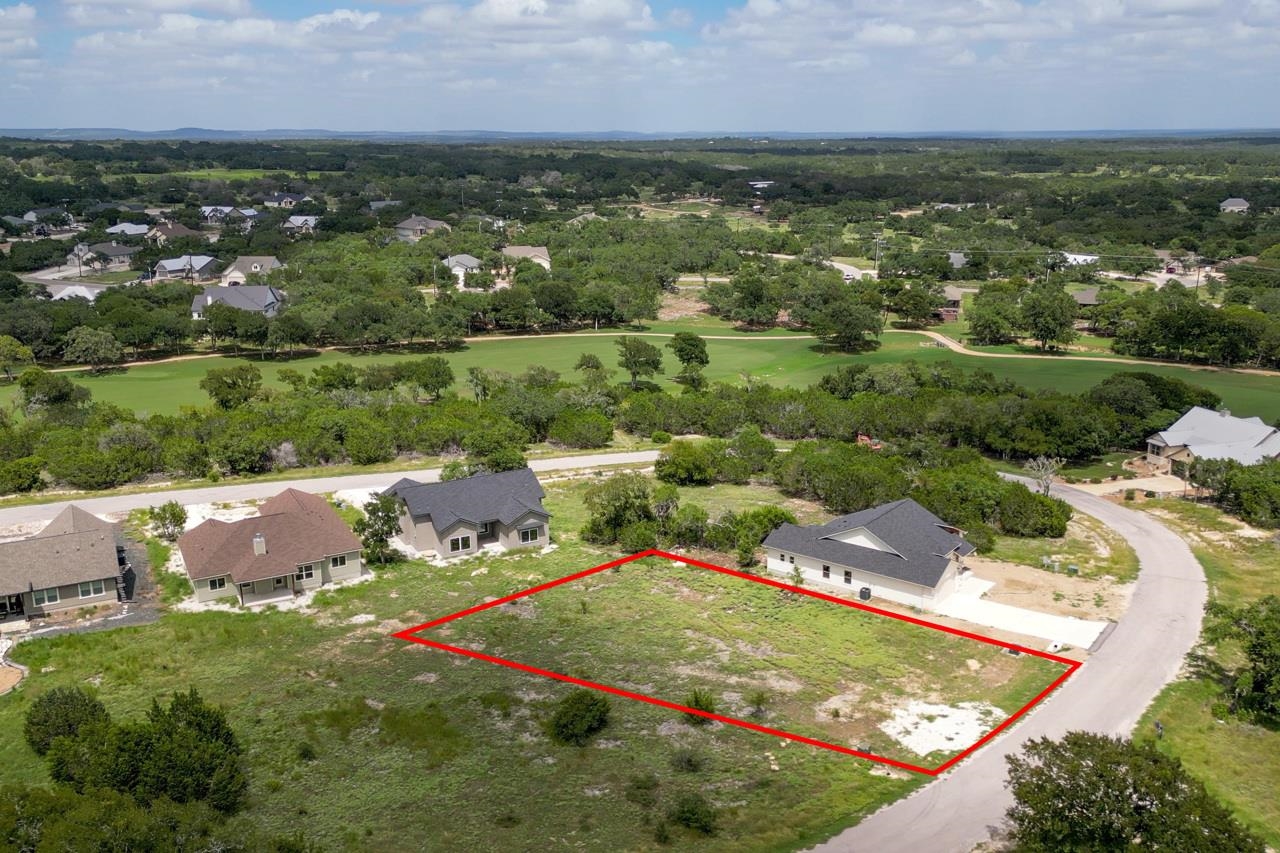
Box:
[392,549,1080,776]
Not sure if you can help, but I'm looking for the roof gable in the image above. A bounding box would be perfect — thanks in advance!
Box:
[0,505,119,594]
[384,468,548,534]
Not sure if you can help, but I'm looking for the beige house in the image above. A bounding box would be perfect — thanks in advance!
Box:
[384,468,549,558]
[220,256,283,286]
[1146,406,1280,473]
[502,245,552,270]
[763,499,975,610]
[178,489,363,606]
[0,506,124,620]
[395,215,451,242]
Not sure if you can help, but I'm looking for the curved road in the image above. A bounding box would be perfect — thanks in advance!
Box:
[0,456,1206,853]
[812,481,1207,852]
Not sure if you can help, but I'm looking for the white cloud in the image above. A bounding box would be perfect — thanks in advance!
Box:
[0,3,37,59]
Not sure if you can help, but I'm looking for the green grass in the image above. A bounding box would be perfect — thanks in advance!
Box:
[1135,499,1280,846]
[0,480,1066,851]
[4,330,1279,421]
[120,169,341,182]
[71,270,140,285]
[986,511,1140,582]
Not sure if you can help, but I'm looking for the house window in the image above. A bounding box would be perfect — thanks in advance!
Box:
[479,522,492,536]
[78,580,106,598]
[330,555,346,569]
[520,527,541,544]
[778,553,786,561]
[449,535,472,553]
[32,587,60,606]
[239,582,253,592]
[843,571,853,585]
[822,565,830,579]
[273,577,288,589]
[789,555,795,564]
[209,577,227,591]
[295,564,315,581]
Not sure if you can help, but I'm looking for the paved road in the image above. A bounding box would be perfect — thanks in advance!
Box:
[811,482,1206,852]
[0,451,663,527]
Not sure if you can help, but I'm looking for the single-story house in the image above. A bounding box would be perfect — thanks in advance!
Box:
[396,215,451,242]
[147,222,205,246]
[49,283,109,302]
[936,285,966,321]
[502,245,551,270]
[568,211,605,225]
[1146,406,1280,473]
[1063,252,1100,267]
[154,254,220,281]
[191,285,283,319]
[221,255,283,286]
[2,215,32,231]
[383,468,550,558]
[24,207,69,225]
[178,489,362,606]
[105,222,150,237]
[200,205,236,223]
[282,215,319,235]
[369,200,402,212]
[762,498,976,610]
[0,506,125,619]
[444,253,483,286]
[72,241,140,270]
[1072,287,1101,308]
[1220,197,1250,214]
[262,192,312,209]
[748,180,775,190]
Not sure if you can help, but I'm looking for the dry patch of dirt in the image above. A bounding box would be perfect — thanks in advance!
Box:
[967,556,1132,621]
[657,289,713,321]
[0,665,23,694]
[879,700,1004,756]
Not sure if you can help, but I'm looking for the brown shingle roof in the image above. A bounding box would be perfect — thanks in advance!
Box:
[0,506,119,595]
[178,488,361,584]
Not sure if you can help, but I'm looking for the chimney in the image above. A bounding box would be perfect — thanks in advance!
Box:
[252,532,267,556]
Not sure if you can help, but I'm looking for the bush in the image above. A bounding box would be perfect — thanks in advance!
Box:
[997,483,1072,538]
[1124,489,1136,502]
[651,430,672,444]
[295,742,318,762]
[0,456,43,495]
[24,687,111,756]
[668,792,718,835]
[683,688,716,725]
[625,774,659,808]
[547,409,614,449]
[670,748,706,773]
[618,520,659,553]
[1144,490,1157,499]
[547,689,611,746]
[654,440,718,485]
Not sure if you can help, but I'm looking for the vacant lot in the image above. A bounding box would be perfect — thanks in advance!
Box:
[0,480,1063,851]
[3,330,1277,420]
[1137,499,1280,847]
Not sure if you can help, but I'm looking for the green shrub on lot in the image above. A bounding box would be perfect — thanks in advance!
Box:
[670,748,706,773]
[23,686,110,756]
[624,774,660,809]
[547,689,611,746]
[651,430,672,445]
[683,688,717,725]
[667,792,718,835]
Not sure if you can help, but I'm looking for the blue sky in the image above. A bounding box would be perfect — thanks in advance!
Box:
[0,0,1276,132]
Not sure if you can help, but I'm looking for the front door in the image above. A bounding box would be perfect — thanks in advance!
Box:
[1,594,23,617]
[273,576,288,590]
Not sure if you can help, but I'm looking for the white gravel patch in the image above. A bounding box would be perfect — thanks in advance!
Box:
[878,701,1005,756]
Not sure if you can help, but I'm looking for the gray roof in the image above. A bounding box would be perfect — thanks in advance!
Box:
[1220,197,1249,208]
[192,285,283,317]
[2,215,29,228]
[384,468,548,535]
[947,251,967,269]
[222,256,283,278]
[445,253,482,270]
[0,506,120,595]
[156,254,218,274]
[369,200,402,211]
[1150,406,1280,466]
[397,215,450,231]
[1072,287,1100,306]
[106,222,149,236]
[762,499,975,589]
[89,241,140,258]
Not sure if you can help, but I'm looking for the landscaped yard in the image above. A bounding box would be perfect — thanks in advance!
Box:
[1136,499,1280,847]
[3,329,1278,420]
[0,480,1065,851]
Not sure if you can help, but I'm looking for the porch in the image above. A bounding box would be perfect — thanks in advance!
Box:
[237,574,300,608]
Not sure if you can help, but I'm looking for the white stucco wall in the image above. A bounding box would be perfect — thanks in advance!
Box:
[765,552,958,611]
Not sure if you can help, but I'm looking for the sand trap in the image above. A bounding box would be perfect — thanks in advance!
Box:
[878,700,1005,756]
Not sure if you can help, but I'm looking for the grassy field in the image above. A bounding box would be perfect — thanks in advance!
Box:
[1135,499,1280,846]
[0,481,1064,851]
[119,169,342,182]
[3,330,1278,420]
[987,511,1140,582]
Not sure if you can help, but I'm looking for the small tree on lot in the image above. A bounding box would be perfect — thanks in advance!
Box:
[1206,595,1280,719]
[1005,732,1264,851]
[199,364,263,410]
[547,689,611,746]
[0,334,34,382]
[24,687,111,756]
[683,688,717,725]
[62,325,122,373]
[667,792,719,836]
[149,500,187,541]
[615,336,664,388]
[354,493,402,564]
[1022,455,1065,496]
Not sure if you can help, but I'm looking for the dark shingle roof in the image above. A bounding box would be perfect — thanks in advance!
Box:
[191,285,283,317]
[0,505,120,595]
[89,242,140,258]
[762,498,974,589]
[384,468,548,534]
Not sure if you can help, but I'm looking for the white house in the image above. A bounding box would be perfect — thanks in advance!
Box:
[762,499,975,610]
[154,255,220,281]
[105,222,150,237]
[502,245,551,271]
[220,256,283,286]
[1220,198,1250,214]
[1147,406,1280,472]
[283,215,319,235]
[444,253,483,286]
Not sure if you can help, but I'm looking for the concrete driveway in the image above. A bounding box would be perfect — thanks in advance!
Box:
[935,574,1108,649]
[809,481,1206,852]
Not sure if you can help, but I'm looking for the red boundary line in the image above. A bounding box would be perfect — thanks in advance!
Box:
[391,549,1082,776]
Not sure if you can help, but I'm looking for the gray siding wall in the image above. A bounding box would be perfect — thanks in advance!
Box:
[22,577,118,616]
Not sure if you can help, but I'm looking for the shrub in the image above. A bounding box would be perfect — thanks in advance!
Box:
[683,688,717,725]
[24,687,111,756]
[671,748,706,773]
[1145,490,1157,499]
[668,792,718,835]
[149,500,188,541]
[296,742,318,762]
[547,409,613,449]
[651,430,672,445]
[625,774,660,809]
[547,689,611,746]
[997,483,1072,538]
[1124,489,1136,502]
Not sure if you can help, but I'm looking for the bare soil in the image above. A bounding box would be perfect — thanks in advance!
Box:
[967,555,1132,622]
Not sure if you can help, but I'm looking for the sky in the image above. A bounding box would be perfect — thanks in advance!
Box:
[0,0,1276,133]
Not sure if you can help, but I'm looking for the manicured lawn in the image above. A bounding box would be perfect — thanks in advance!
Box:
[1135,499,1280,847]
[0,481,1064,851]
[2,329,1277,420]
